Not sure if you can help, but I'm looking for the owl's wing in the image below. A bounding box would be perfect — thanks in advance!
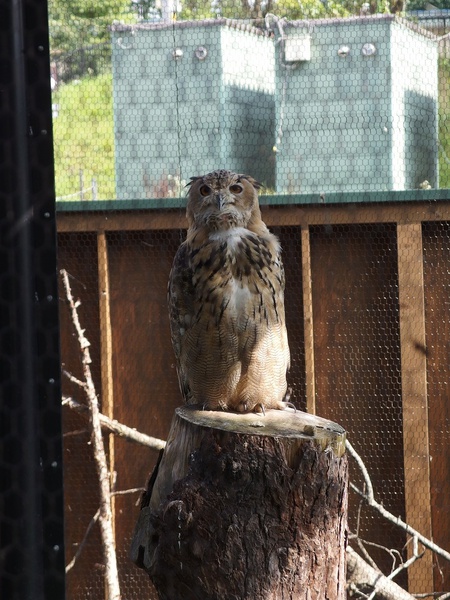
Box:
[273,243,290,373]
[168,241,194,403]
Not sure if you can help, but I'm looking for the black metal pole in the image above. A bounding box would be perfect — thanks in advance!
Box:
[10,0,45,597]
[0,0,65,598]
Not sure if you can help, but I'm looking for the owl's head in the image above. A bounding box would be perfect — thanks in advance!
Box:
[186,170,263,232]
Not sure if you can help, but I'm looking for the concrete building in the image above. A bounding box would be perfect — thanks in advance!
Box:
[111,15,438,198]
[111,20,275,199]
[274,16,439,193]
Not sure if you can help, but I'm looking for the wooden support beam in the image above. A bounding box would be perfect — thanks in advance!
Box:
[301,226,316,414]
[56,201,450,234]
[397,223,433,594]
[97,232,116,533]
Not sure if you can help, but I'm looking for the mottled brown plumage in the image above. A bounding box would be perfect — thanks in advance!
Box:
[168,170,290,413]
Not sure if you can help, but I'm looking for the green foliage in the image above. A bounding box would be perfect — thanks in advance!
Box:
[439,58,450,188]
[273,0,351,20]
[178,0,352,20]
[52,74,116,200]
[407,0,450,9]
[48,0,133,53]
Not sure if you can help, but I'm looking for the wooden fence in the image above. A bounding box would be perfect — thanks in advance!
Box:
[56,193,450,599]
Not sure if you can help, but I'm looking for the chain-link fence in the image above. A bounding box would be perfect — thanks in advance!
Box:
[51,4,450,599]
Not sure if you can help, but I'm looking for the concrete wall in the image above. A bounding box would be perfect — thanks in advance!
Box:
[112,16,438,198]
[274,16,438,194]
[390,21,439,189]
[112,22,275,199]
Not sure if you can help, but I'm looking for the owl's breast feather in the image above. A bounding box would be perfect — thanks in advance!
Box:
[209,227,250,247]
[204,226,280,325]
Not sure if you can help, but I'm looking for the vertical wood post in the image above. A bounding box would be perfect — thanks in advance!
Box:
[97,232,116,529]
[301,226,316,414]
[397,223,433,593]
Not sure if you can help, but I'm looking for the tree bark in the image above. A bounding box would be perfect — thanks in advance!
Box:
[131,406,348,600]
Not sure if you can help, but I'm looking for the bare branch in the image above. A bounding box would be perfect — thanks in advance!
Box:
[346,439,450,563]
[65,494,143,573]
[63,428,89,438]
[387,546,423,584]
[347,546,416,600]
[61,269,121,600]
[66,509,100,573]
[365,544,424,600]
[414,594,449,599]
[356,536,402,574]
[346,439,374,501]
[62,369,87,390]
[111,488,145,497]
[62,395,166,451]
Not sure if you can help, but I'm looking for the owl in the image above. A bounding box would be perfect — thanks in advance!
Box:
[168,170,290,413]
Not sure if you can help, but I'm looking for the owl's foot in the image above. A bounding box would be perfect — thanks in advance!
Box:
[253,403,266,415]
[279,388,296,412]
[283,387,293,403]
[234,399,264,414]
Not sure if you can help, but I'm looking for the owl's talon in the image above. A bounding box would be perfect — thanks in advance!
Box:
[283,387,293,403]
[283,401,296,412]
[253,403,266,415]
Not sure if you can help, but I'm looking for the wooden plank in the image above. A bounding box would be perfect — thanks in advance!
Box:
[397,223,433,594]
[97,232,116,537]
[274,226,306,411]
[57,210,187,233]
[310,224,407,584]
[422,222,450,591]
[97,232,115,417]
[262,202,450,227]
[106,231,182,592]
[301,226,315,414]
[56,201,450,234]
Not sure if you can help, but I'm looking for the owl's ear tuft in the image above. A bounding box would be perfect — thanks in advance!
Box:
[239,175,263,191]
[186,177,201,188]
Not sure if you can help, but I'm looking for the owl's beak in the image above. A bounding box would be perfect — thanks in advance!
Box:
[216,194,225,210]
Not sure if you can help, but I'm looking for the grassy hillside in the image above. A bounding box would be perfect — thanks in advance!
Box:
[52,73,116,200]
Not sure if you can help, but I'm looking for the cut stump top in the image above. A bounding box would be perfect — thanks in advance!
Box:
[175,405,346,457]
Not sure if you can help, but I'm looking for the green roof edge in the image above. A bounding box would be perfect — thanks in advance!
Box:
[56,189,450,212]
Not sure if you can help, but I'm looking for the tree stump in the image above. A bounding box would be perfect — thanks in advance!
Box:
[130,406,348,600]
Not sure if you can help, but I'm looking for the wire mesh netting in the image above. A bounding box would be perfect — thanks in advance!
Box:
[50,1,450,598]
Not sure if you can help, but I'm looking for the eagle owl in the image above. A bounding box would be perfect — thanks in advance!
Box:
[168,170,290,413]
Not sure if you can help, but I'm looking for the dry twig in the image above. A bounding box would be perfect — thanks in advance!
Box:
[346,439,450,564]
[347,547,415,600]
[61,269,121,600]
[65,509,100,573]
[62,394,166,450]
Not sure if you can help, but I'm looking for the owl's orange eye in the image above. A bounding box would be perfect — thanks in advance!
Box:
[229,184,243,194]
[199,184,211,197]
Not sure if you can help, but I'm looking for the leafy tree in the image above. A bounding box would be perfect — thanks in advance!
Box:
[272,0,351,20]
[48,0,133,53]
[407,0,450,8]
[178,0,352,20]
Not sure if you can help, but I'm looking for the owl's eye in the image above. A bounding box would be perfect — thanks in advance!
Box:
[199,184,211,197]
[229,184,243,194]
